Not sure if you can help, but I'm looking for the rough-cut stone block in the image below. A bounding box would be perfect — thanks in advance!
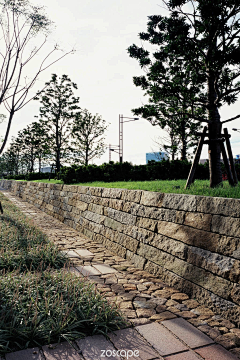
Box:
[148,234,188,260]
[88,202,104,214]
[105,207,136,225]
[108,198,124,211]
[184,212,212,231]
[143,251,232,301]
[77,186,89,194]
[86,186,103,196]
[186,246,237,281]
[140,191,164,207]
[197,196,240,217]
[231,284,240,305]
[124,225,155,243]
[162,193,197,212]
[75,201,88,211]
[157,221,220,252]
[212,215,240,238]
[63,185,78,193]
[126,250,146,269]
[102,188,123,199]
[121,189,142,203]
[104,217,123,232]
[79,194,92,203]
[117,233,138,252]
[81,210,105,224]
[137,217,157,232]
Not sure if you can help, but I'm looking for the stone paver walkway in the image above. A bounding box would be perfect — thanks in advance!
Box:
[1,188,240,360]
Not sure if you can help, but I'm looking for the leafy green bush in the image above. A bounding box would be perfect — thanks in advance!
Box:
[6,172,51,181]
[60,160,209,184]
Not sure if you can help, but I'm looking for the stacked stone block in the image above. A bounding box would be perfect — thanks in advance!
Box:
[1,179,240,326]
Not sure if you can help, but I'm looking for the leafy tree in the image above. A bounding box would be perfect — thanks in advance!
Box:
[35,74,81,174]
[71,109,108,166]
[128,1,240,187]
[128,39,204,161]
[0,138,21,175]
[16,122,50,173]
[0,0,73,156]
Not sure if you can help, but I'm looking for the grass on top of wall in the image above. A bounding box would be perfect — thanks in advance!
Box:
[12,178,240,199]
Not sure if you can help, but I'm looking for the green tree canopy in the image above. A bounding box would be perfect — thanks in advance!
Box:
[129,0,240,186]
[35,74,81,174]
[71,109,108,166]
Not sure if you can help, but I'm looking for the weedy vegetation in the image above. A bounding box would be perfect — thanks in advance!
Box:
[0,193,126,355]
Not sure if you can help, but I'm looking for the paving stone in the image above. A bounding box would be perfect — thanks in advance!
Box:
[164,351,201,360]
[77,335,116,360]
[171,293,189,301]
[178,311,198,319]
[131,318,151,326]
[215,333,240,349]
[108,328,159,360]
[68,267,84,277]
[136,308,156,318]
[136,323,188,356]
[196,344,240,360]
[120,301,133,309]
[61,250,79,258]
[75,265,101,276]
[92,263,118,274]
[5,348,42,360]
[42,342,82,359]
[74,249,94,257]
[154,311,177,321]
[162,317,214,348]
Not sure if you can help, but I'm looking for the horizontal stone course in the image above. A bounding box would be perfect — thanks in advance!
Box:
[1,179,240,327]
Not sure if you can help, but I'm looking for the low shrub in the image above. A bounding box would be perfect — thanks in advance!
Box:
[0,269,126,355]
[0,194,67,273]
[60,160,209,184]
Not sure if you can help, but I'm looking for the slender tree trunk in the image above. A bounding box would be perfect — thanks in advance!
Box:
[39,157,41,173]
[0,110,14,156]
[55,119,61,174]
[85,141,89,166]
[180,120,187,161]
[207,76,222,187]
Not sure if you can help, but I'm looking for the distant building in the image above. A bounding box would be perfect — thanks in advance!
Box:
[40,166,52,173]
[146,152,168,164]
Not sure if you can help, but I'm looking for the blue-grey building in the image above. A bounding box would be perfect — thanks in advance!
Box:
[146,152,168,164]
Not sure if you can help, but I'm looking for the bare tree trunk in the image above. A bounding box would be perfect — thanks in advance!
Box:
[208,106,222,187]
[0,110,14,156]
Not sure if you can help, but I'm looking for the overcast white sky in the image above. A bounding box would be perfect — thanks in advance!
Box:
[1,0,240,165]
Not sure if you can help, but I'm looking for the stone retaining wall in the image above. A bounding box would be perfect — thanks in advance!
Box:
[1,179,240,326]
